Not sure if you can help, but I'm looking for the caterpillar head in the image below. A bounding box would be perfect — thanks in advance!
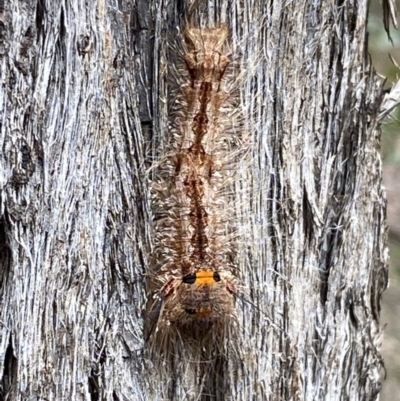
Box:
[157,269,236,328]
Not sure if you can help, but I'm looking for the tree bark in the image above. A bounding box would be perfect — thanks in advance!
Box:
[0,1,390,400]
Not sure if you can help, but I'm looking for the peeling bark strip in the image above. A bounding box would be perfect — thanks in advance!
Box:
[149,26,237,340]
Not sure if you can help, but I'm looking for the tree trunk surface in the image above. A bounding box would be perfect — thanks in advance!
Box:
[0,1,389,400]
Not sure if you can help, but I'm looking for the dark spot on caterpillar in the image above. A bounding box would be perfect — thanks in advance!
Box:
[213,272,221,282]
[182,273,196,284]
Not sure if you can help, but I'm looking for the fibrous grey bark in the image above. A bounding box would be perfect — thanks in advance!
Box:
[0,0,390,400]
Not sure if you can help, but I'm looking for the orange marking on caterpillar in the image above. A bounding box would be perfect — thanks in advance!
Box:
[182,270,221,285]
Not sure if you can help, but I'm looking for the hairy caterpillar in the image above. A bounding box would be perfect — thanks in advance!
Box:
[148,25,240,346]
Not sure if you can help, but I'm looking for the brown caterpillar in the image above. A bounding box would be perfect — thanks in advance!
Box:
[148,25,239,347]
